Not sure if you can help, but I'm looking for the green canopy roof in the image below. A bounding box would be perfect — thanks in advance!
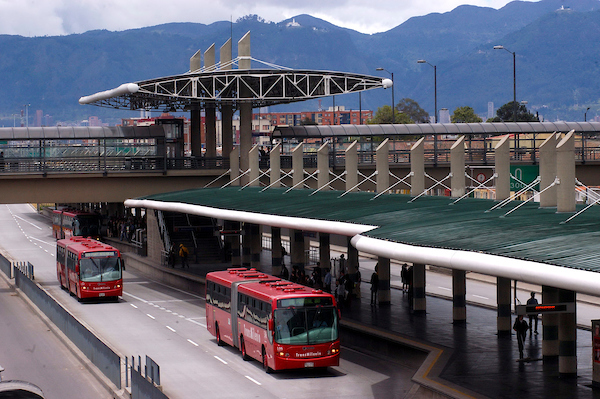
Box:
[134,187,600,273]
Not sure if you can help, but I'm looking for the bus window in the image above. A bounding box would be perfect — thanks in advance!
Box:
[80,256,122,282]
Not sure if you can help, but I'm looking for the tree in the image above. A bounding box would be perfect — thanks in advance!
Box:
[451,106,482,123]
[396,98,429,123]
[368,105,413,124]
[493,101,539,122]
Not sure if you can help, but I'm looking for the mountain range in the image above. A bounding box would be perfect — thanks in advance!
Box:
[0,0,599,125]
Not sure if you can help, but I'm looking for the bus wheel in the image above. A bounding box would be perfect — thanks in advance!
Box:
[262,347,271,373]
[240,337,250,361]
[215,324,224,346]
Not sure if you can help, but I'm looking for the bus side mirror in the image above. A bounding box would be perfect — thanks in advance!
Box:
[268,319,274,331]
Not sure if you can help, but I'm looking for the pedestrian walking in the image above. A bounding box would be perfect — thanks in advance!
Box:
[513,314,529,359]
[401,264,408,292]
[323,269,332,293]
[526,292,539,335]
[370,265,379,305]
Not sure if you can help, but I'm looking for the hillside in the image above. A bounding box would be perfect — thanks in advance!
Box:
[0,0,599,125]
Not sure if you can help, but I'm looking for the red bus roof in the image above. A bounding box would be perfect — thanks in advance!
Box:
[53,208,98,217]
[207,268,332,303]
[57,237,119,255]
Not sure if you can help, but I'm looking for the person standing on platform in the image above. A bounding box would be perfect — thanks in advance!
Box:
[178,243,189,268]
[401,264,408,292]
[526,292,539,335]
[513,314,529,359]
[338,254,346,275]
[323,269,332,293]
[370,265,379,306]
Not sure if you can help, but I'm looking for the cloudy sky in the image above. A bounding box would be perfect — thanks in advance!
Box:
[0,0,532,36]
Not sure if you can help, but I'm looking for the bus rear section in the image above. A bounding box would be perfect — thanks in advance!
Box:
[56,237,123,300]
[52,209,101,239]
[206,268,340,372]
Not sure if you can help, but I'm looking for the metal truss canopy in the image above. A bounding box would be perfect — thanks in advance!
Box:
[79,69,387,111]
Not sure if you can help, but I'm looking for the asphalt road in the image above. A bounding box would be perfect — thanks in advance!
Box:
[0,204,428,399]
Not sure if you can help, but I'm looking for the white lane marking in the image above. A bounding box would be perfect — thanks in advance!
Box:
[472,294,489,300]
[166,326,176,333]
[130,304,138,309]
[28,236,54,245]
[123,292,149,303]
[438,287,452,291]
[245,376,262,386]
[146,314,155,319]
[214,356,227,365]
[187,339,199,347]
[13,215,43,230]
[186,318,206,328]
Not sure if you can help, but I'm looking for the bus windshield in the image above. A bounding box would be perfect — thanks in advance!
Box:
[79,256,122,282]
[274,305,338,345]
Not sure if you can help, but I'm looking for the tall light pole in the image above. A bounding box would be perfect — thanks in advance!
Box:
[585,107,590,122]
[376,67,394,123]
[493,46,516,123]
[417,60,437,123]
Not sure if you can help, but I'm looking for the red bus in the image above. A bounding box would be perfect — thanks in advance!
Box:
[52,209,101,239]
[206,268,340,372]
[56,237,123,300]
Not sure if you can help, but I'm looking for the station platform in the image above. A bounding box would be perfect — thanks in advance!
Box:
[147,249,599,399]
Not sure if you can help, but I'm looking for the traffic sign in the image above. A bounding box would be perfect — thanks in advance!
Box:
[510,165,539,191]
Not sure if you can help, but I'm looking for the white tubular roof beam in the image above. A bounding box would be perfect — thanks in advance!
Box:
[351,235,600,297]
[79,83,140,104]
[125,199,377,236]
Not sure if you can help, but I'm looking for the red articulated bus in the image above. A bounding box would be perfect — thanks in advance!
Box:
[206,268,340,372]
[52,209,101,240]
[56,237,123,301]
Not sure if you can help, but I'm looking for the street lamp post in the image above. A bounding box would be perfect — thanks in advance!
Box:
[585,107,590,122]
[417,60,437,123]
[417,59,438,165]
[494,45,518,154]
[376,68,394,123]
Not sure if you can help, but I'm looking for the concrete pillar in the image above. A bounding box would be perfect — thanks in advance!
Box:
[270,144,281,188]
[497,277,512,336]
[542,285,559,359]
[238,32,252,185]
[190,108,202,157]
[228,220,241,267]
[242,223,251,267]
[248,145,259,187]
[204,44,217,158]
[412,263,426,314]
[189,50,203,158]
[317,143,329,189]
[291,229,305,272]
[318,233,330,273]
[229,147,239,186]
[145,210,162,264]
[346,237,358,276]
[377,256,391,306]
[558,288,577,377]
[539,133,558,208]
[239,103,252,185]
[376,138,389,193]
[220,39,233,158]
[346,141,358,192]
[450,136,466,198]
[271,227,282,276]
[190,49,201,72]
[205,105,217,158]
[557,130,576,213]
[495,136,510,201]
[223,220,239,266]
[411,138,425,196]
[292,143,303,188]
[452,269,467,324]
[250,223,261,270]
[238,31,251,69]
